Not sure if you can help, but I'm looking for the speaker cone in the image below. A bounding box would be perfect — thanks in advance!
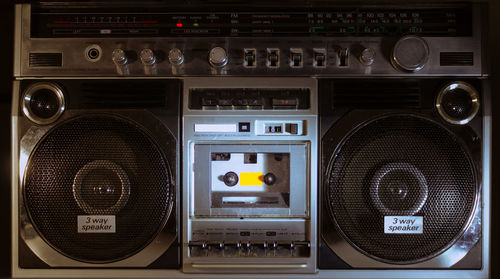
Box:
[72,160,131,215]
[326,114,478,264]
[23,115,174,263]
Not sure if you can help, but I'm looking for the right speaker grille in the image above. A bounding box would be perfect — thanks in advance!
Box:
[326,114,478,264]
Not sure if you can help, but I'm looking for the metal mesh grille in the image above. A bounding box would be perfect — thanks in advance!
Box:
[327,114,477,263]
[24,115,173,263]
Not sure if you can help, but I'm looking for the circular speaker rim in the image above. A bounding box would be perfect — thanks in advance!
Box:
[22,82,66,125]
[324,112,480,266]
[436,81,480,125]
[20,113,176,265]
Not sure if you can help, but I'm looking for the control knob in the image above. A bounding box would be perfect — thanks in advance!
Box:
[140,48,157,66]
[112,49,128,65]
[359,48,376,66]
[209,47,228,68]
[168,48,184,66]
[391,35,429,72]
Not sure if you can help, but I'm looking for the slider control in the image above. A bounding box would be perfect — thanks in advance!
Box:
[244,48,256,68]
[266,48,280,68]
[339,47,349,67]
[313,48,326,68]
[289,48,303,68]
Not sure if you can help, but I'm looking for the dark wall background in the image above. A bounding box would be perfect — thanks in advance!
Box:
[0,0,14,276]
[0,0,498,278]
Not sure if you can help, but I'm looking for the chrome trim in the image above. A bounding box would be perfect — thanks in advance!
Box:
[13,4,22,77]
[84,44,102,62]
[21,82,65,125]
[190,264,309,269]
[436,81,480,125]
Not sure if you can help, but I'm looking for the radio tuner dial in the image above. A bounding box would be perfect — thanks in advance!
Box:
[209,47,228,68]
[168,48,184,66]
[112,49,128,65]
[391,35,429,72]
[140,48,157,66]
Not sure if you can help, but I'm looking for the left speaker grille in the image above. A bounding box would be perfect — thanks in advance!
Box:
[24,115,173,263]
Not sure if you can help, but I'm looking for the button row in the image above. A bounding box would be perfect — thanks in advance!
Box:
[242,47,374,68]
[89,45,375,70]
[189,241,310,257]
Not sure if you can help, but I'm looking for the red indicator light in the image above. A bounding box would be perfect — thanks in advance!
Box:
[176,23,183,27]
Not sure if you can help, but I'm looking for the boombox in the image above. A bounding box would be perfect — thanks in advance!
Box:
[11,1,490,278]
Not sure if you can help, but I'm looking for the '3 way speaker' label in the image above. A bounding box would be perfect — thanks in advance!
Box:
[77,215,116,233]
[384,216,423,234]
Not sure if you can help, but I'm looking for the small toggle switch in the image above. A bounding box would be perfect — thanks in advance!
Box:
[339,47,349,67]
[313,48,327,68]
[243,48,256,67]
[266,48,280,68]
[289,48,303,68]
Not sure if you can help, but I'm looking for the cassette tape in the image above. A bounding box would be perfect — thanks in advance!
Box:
[192,144,309,217]
[210,152,290,208]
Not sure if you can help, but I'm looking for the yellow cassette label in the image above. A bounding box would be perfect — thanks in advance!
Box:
[239,172,263,186]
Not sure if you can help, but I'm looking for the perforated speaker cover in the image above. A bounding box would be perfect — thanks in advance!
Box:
[326,114,478,264]
[23,115,174,263]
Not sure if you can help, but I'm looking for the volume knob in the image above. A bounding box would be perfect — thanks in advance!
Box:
[168,48,184,66]
[359,48,376,66]
[112,49,128,65]
[209,47,228,68]
[391,35,429,72]
[140,48,157,66]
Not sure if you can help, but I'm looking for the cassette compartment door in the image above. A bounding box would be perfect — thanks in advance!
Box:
[193,144,309,217]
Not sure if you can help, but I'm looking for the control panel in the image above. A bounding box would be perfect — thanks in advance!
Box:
[18,3,483,77]
[189,88,310,110]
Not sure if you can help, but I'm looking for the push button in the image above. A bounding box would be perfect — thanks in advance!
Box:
[267,48,280,68]
[313,48,327,68]
[238,122,250,132]
[244,48,256,68]
[286,123,298,134]
[289,48,303,68]
[339,47,349,67]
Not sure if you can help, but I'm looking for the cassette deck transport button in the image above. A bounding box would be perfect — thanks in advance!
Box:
[286,123,299,134]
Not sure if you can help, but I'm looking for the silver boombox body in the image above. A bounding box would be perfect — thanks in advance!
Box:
[11,1,491,279]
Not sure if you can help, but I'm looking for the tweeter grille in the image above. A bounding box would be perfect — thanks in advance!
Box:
[23,115,174,263]
[326,114,478,264]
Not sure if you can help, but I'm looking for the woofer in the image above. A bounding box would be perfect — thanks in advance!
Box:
[326,114,478,264]
[23,114,174,263]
